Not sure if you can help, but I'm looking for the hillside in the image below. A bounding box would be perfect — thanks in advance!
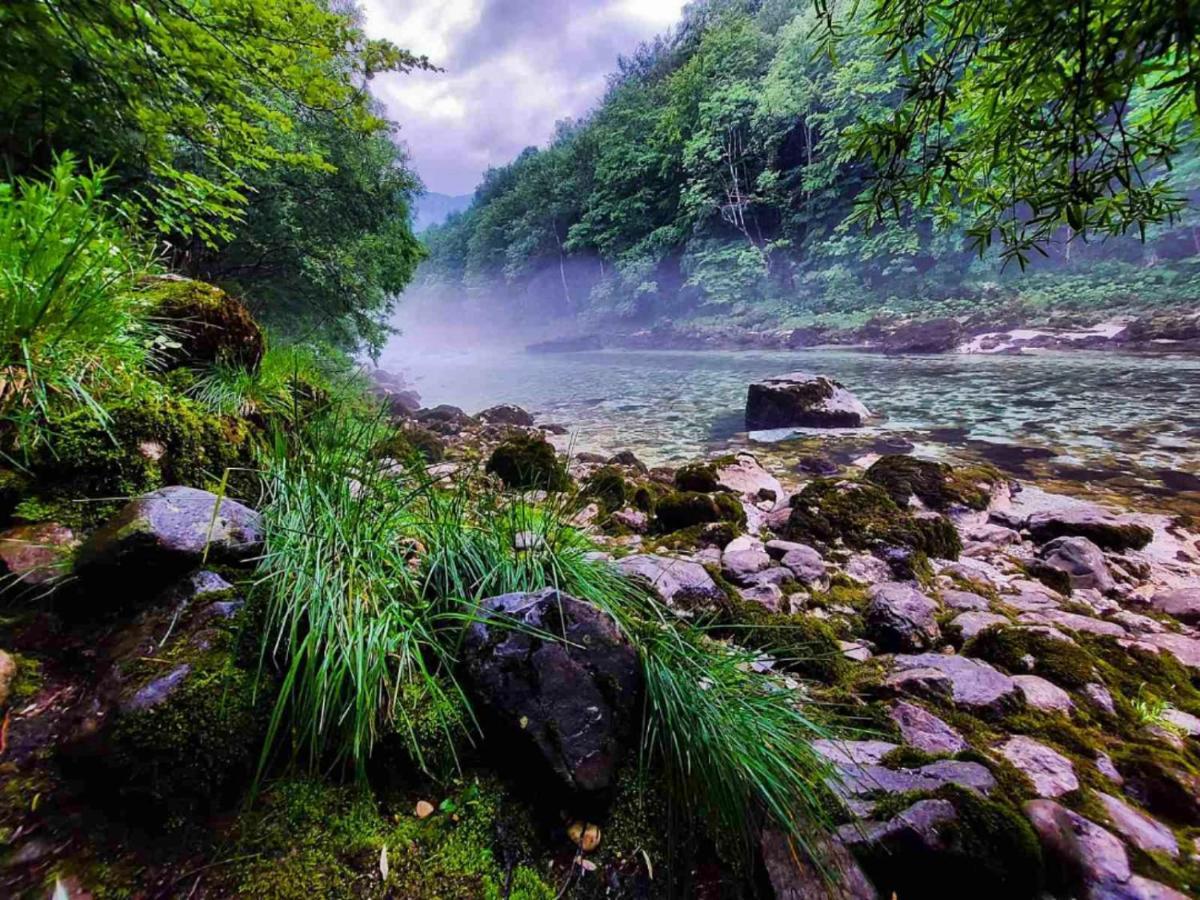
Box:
[416,0,1200,336]
[413,190,472,232]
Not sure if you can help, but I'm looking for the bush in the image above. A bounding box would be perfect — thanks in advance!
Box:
[0,155,156,454]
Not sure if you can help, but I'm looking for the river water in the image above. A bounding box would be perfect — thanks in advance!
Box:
[377,345,1200,511]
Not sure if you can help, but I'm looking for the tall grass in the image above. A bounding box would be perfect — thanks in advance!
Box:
[186,341,347,420]
[0,154,154,453]
[255,409,840,861]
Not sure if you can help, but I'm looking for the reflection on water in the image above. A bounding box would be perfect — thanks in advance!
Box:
[379,345,1200,504]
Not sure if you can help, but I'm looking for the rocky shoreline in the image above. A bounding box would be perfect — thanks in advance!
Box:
[526,307,1200,356]
[3,352,1200,897]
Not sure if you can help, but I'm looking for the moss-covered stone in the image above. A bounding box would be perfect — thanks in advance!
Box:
[673,462,720,493]
[485,434,570,491]
[716,591,847,684]
[583,466,629,515]
[31,396,256,527]
[372,426,446,463]
[963,625,1096,688]
[784,478,961,559]
[141,276,265,370]
[654,490,745,533]
[865,455,1000,511]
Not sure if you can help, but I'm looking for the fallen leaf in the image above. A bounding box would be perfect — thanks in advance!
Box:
[379,844,389,881]
[415,800,435,819]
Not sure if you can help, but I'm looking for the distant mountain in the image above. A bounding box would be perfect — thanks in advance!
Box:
[413,191,472,232]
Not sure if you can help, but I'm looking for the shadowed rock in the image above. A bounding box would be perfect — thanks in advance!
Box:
[745,372,871,430]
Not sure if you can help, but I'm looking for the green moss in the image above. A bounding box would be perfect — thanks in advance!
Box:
[31,395,256,526]
[5,653,42,708]
[717,590,847,684]
[655,490,745,533]
[372,426,446,463]
[864,455,1000,511]
[1020,560,1074,597]
[784,478,961,559]
[140,276,265,370]
[583,466,629,514]
[485,434,570,491]
[880,746,944,768]
[673,462,720,493]
[963,625,1097,688]
[0,468,31,525]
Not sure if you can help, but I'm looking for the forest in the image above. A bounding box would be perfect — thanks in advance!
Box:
[419,0,1200,333]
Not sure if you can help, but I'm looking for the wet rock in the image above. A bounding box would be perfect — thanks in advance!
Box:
[887,653,1023,716]
[1027,508,1153,552]
[417,404,476,435]
[463,589,641,801]
[477,404,534,427]
[607,450,648,473]
[721,536,772,585]
[940,589,991,611]
[74,487,262,597]
[1038,537,1114,592]
[745,372,871,430]
[614,554,726,611]
[888,701,968,754]
[1096,793,1179,858]
[761,830,878,900]
[951,611,1010,642]
[715,453,783,508]
[0,522,76,588]
[864,455,998,512]
[865,583,940,652]
[485,433,569,491]
[998,736,1078,798]
[1148,588,1200,625]
[1013,675,1074,714]
[1025,800,1130,894]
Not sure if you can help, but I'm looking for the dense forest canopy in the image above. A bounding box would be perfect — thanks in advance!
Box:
[419,0,1200,331]
[0,0,431,350]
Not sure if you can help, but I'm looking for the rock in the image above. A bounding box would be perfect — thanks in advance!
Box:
[0,650,16,708]
[715,453,783,508]
[143,276,264,370]
[951,611,1010,641]
[615,554,726,611]
[1096,752,1124,785]
[739,582,785,612]
[1126,632,1200,670]
[840,798,958,852]
[1148,588,1200,625]
[1025,800,1131,894]
[1027,508,1153,551]
[1119,753,1200,824]
[368,367,421,415]
[865,583,941,652]
[462,589,641,801]
[1013,675,1074,714]
[1162,707,1200,736]
[477,404,534,427]
[721,536,772,584]
[526,334,604,353]
[74,487,262,596]
[610,508,649,533]
[415,800,435,819]
[940,589,991,611]
[416,404,476,434]
[887,653,1023,716]
[745,372,871,430]
[845,553,894,585]
[888,701,968,754]
[1096,792,1179,857]
[1092,877,1191,900]
[796,455,839,476]
[863,455,998,511]
[485,433,569,491]
[839,640,873,662]
[0,522,76,588]
[606,450,648,473]
[877,318,964,354]
[1038,536,1114,592]
[997,736,1078,798]
[832,757,996,799]
[1019,609,1126,638]
[779,545,829,587]
[761,830,878,900]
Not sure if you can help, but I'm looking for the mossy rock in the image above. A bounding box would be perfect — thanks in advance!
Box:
[963,625,1096,688]
[141,276,265,370]
[673,462,720,493]
[485,434,570,491]
[32,396,256,527]
[784,478,962,559]
[865,455,1000,511]
[372,426,446,463]
[719,596,847,683]
[583,466,629,515]
[655,490,745,533]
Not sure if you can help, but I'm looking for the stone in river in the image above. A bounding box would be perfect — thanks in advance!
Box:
[745,372,871,430]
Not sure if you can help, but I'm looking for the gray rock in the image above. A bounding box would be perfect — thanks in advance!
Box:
[1096,752,1124,786]
[1085,682,1117,715]
[1025,800,1131,892]
[1096,792,1178,858]
[615,554,726,610]
[721,536,772,584]
[1027,508,1153,551]
[814,739,898,766]
[715,453,783,509]
[1148,588,1200,625]
[477,404,534,427]
[887,653,1023,716]
[865,583,941,652]
[1018,609,1126,638]
[1038,536,1114,592]
[839,798,957,851]
[888,700,968,755]
[463,589,641,798]
[761,830,878,900]
[835,759,996,799]
[1013,675,1074,713]
[940,589,991,611]
[997,736,1078,798]
[1126,632,1200,670]
[780,545,829,587]
[610,508,649,533]
[74,486,262,595]
[845,553,894,585]
[1090,876,1191,900]
[739,582,784,613]
[951,611,1009,641]
[745,372,871,430]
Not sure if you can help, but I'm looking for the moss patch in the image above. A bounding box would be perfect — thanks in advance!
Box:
[654,490,745,533]
[673,462,720,493]
[864,456,1000,511]
[485,434,569,491]
[141,276,265,370]
[963,625,1097,688]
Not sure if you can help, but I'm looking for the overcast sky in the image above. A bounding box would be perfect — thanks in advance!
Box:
[361,0,688,195]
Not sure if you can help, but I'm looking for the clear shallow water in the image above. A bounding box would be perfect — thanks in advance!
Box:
[379,345,1200,498]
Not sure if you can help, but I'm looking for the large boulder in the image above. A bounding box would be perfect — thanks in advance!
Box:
[477,404,535,427]
[74,487,262,597]
[1038,536,1114,592]
[877,318,964,354]
[865,583,941,652]
[462,589,641,804]
[141,276,264,370]
[745,373,871,430]
[485,433,569,491]
[1026,508,1153,551]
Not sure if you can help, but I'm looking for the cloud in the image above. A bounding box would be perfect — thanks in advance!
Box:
[361,0,686,194]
